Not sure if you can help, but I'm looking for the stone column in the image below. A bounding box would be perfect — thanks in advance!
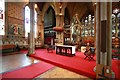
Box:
[93,3,96,48]
[106,2,112,67]
[96,2,101,65]
[38,13,44,46]
[96,2,113,78]
[55,14,64,45]
[5,2,8,36]
[27,2,35,55]
[41,21,44,46]
[60,15,64,45]
[55,15,59,45]
[93,3,97,72]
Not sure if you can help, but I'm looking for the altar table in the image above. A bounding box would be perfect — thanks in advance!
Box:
[56,45,76,56]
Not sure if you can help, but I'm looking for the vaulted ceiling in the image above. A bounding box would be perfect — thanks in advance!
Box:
[66,2,94,20]
[37,2,120,20]
[37,2,45,11]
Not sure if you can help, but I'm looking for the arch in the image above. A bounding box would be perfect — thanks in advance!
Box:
[61,2,67,16]
[44,6,56,27]
[42,3,56,22]
[23,3,29,10]
[24,5,30,37]
[24,3,39,38]
[64,7,70,25]
[44,5,56,44]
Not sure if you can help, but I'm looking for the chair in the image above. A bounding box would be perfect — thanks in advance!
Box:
[47,45,54,53]
[84,47,96,61]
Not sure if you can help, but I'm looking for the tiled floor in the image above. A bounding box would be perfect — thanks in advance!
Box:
[36,67,89,78]
[1,52,90,79]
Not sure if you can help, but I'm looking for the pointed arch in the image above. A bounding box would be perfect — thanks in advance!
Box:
[44,6,56,27]
[44,5,56,44]
[64,7,70,26]
[42,3,56,22]
[24,5,30,37]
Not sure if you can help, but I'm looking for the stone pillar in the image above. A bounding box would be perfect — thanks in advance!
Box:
[55,15,64,45]
[96,2,113,78]
[93,3,97,72]
[106,2,112,67]
[27,2,35,55]
[5,2,8,36]
[41,21,44,46]
[38,13,44,46]
[93,3,96,48]
[60,15,64,45]
[96,2,101,65]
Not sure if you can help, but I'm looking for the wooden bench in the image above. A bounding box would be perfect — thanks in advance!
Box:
[0,44,16,53]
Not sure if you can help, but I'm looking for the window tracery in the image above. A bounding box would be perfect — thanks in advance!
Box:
[25,6,30,37]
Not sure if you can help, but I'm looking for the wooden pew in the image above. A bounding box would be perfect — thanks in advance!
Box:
[0,44,16,53]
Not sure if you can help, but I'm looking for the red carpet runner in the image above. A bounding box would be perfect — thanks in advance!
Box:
[30,49,96,78]
[1,62,54,79]
[29,49,119,79]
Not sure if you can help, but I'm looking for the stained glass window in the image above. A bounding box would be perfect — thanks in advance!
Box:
[25,5,37,38]
[34,10,37,38]
[112,14,116,39]
[81,15,94,37]
[0,0,5,35]
[25,6,30,37]
[112,8,120,39]
[117,13,120,38]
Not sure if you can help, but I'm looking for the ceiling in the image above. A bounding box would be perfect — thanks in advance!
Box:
[37,2,120,20]
[66,2,94,20]
[37,2,45,11]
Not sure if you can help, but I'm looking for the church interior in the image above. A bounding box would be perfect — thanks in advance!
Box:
[0,1,120,79]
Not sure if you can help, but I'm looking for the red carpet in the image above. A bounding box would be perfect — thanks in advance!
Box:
[20,50,28,54]
[30,49,96,79]
[1,62,54,79]
[28,49,120,79]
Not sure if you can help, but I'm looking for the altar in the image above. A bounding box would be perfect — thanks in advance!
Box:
[56,45,76,56]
